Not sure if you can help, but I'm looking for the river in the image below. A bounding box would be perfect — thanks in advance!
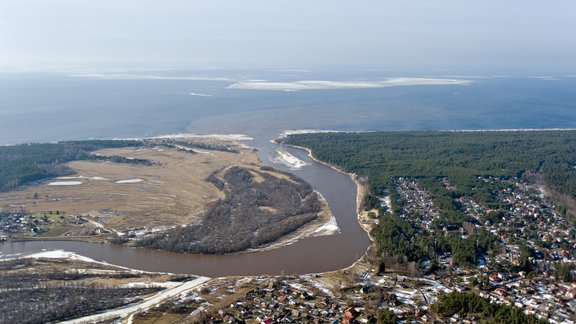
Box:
[0,140,371,277]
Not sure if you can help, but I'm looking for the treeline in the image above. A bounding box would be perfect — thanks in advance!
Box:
[0,140,146,192]
[432,291,547,324]
[137,166,321,254]
[284,130,576,201]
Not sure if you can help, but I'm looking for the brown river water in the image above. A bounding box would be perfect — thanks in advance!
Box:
[0,142,371,276]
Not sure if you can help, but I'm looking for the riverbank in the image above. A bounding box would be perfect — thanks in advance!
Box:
[278,141,375,239]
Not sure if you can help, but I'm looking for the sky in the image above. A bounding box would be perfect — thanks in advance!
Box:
[1,0,575,73]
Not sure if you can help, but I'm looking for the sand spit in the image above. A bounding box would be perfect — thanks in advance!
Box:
[149,133,254,142]
[280,129,347,137]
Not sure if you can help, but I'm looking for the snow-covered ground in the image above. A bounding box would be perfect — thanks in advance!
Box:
[116,179,144,184]
[48,181,83,186]
[9,250,96,263]
[312,215,340,237]
[272,149,308,169]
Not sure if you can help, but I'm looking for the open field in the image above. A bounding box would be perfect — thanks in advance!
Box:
[0,145,255,233]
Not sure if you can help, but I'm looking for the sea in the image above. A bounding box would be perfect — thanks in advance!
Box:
[1,70,575,147]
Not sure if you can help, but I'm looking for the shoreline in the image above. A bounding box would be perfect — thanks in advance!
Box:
[277,142,376,273]
[279,142,374,240]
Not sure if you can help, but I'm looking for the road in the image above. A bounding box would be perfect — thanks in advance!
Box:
[58,276,212,324]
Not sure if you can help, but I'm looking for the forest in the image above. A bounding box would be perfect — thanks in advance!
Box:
[137,166,322,254]
[284,131,576,200]
[284,130,576,269]
[0,140,148,192]
[432,291,547,323]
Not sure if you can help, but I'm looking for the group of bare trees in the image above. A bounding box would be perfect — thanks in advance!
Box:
[138,166,322,254]
[0,259,160,324]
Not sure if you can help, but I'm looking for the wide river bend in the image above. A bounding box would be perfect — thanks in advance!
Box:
[0,141,371,276]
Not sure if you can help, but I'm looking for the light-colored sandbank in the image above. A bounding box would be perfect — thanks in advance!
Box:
[149,133,254,141]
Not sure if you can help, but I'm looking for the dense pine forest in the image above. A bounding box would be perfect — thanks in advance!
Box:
[0,140,148,192]
[431,291,547,323]
[284,130,576,201]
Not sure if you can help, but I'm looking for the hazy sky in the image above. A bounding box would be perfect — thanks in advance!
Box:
[1,0,575,72]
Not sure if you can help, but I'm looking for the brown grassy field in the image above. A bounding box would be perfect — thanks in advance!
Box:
[0,144,262,234]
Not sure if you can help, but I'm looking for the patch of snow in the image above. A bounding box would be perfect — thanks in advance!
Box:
[21,250,96,263]
[116,179,144,184]
[288,282,304,291]
[305,278,335,297]
[312,214,340,237]
[272,149,308,170]
[122,282,178,289]
[48,181,83,186]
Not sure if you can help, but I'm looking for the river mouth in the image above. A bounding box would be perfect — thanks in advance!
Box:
[0,139,371,276]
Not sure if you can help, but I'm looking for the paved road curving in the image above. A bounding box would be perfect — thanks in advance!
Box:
[58,276,212,324]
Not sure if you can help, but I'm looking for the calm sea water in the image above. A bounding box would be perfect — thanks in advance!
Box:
[1,72,575,145]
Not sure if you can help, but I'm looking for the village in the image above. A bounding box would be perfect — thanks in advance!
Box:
[382,176,576,323]
[138,267,455,323]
